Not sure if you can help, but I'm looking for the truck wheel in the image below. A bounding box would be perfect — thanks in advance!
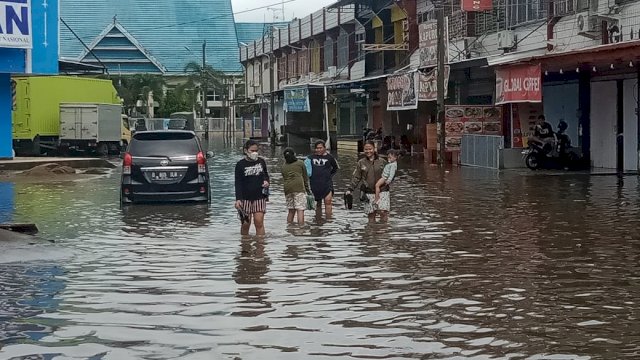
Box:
[97,142,109,157]
[32,137,42,156]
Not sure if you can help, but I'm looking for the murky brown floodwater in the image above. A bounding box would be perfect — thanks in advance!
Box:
[1,139,640,359]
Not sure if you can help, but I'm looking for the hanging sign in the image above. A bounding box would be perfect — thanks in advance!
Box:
[461,0,493,12]
[418,66,450,102]
[387,72,418,111]
[495,64,542,105]
[0,0,32,49]
[284,87,310,112]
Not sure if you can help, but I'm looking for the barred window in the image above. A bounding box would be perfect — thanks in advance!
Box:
[507,0,546,27]
[337,30,349,68]
[324,37,335,70]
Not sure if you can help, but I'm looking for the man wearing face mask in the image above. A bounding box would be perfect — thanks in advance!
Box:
[235,140,270,236]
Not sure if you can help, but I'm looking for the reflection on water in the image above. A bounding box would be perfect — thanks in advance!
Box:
[0,142,639,359]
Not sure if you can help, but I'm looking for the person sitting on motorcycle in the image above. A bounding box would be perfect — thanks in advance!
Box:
[529,115,556,155]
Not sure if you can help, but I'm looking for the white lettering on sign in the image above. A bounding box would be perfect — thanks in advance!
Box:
[503,77,540,93]
[0,0,31,49]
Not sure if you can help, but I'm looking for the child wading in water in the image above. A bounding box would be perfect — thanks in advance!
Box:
[374,149,399,207]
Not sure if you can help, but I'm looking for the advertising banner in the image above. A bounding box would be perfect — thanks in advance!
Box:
[444,105,503,151]
[418,21,437,68]
[496,64,542,105]
[0,0,32,49]
[284,87,310,112]
[461,0,493,12]
[387,72,418,111]
[418,65,450,102]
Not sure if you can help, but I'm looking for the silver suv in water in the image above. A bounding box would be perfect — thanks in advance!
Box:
[120,131,212,204]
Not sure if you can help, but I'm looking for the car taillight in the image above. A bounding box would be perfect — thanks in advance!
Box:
[197,152,206,173]
[123,152,132,175]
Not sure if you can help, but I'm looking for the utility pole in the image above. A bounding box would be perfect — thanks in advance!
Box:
[202,41,209,140]
[436,7,446,167]
[269,31,277,145]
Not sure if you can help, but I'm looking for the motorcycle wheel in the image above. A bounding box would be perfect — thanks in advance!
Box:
[525,153,540,170]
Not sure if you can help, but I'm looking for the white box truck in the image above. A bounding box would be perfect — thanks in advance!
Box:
[59,103,127,156]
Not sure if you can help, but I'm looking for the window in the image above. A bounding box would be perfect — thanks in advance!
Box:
[207,90,221,102]
[337,31,349,69]
[324,37,335,70]
[298,47,309,76]
[507,0,546,27]
[288,52,298,78]
[278,55,287,82]
[310,41,321,74]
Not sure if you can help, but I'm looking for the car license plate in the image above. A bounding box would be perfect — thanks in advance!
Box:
[151,171,179,180]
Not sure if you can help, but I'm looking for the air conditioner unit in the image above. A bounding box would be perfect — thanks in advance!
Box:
[328,66,337,78]
[497,30,516,50]
[577,13,600,37]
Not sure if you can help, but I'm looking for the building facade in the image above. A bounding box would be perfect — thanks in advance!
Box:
[241,0,640,171]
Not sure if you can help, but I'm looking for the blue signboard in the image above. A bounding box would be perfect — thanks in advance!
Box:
[0,0,57,74]
[0,0,57,158]
[30,0,58,74]
[284,87,311,112]
[0,0,32,49]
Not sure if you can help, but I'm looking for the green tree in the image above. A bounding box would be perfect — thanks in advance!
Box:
[103,74,166,114]
[183,61,227,115]
[157,84,196,117]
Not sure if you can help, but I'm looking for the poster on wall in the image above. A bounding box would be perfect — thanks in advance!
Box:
[496,64,542,105]
[418,21,437,68]
[511,102,544,148]
[387,72,418,111]
[418,20,450,68]
[444,105,503,151]
[284,87,310,112]
[418,66,450,102]
[0,0,32,49]
[461,0,493,12]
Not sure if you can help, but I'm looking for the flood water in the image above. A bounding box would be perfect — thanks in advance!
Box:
[1,140,640,359]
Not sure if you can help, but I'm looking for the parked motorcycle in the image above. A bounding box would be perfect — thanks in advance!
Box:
[522,121,583,170]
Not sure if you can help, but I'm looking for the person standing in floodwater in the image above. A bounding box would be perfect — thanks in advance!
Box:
[346,141,389,223]
[305,140,339,218]
[234,140,270,236]
[282,148,310,224]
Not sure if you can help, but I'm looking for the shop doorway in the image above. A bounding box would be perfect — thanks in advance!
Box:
[590,81,617,170]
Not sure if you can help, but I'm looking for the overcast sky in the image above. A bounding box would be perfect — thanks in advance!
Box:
[232,0,336,22]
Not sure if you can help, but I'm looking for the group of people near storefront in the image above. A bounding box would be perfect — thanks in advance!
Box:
[234,139,399,236]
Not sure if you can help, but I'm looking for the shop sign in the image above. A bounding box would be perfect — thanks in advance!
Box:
[0,0,32,49]
[418,66,450,102]
[461,0,493,12]
[284,87,310,112]
[444,105,503,151]
[419,21,437,68]
[387,72,418,111]
[418,20,450,68]
[495,64,542,105]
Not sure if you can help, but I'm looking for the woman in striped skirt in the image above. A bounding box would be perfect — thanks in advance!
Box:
[235,140,270,236]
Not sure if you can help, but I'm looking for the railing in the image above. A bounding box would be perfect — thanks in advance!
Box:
[461,134,504,169]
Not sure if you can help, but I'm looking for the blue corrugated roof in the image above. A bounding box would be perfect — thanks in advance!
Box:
[60,0,242,74]
[235,22,289,46]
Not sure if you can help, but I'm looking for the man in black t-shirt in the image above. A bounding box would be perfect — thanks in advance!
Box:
[529,115,555,154]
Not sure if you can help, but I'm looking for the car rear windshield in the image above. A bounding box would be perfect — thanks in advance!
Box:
[129,133,199,157]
